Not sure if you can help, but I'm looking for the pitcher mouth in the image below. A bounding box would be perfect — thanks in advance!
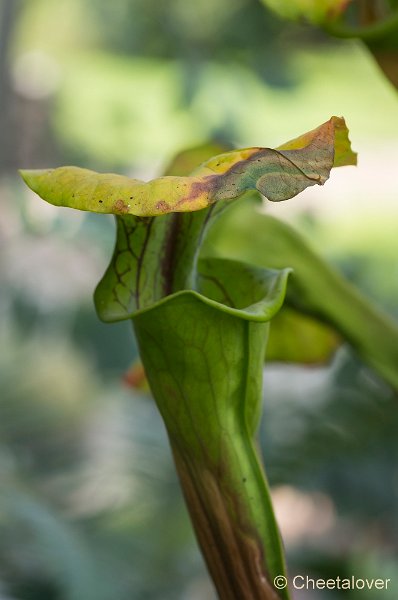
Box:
[94,257,292,324]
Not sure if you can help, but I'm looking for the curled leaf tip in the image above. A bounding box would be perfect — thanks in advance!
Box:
[277,116,357,167]
[20,117,356,217]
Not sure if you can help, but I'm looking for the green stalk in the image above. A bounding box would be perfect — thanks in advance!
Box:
[133,290,290,599]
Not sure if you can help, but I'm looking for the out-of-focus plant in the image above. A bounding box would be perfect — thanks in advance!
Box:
[20,116,398,599]
[261,0,398,89]
[259,0,349,25]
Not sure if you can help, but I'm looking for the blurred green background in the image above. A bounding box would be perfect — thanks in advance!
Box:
[1,1,397,599]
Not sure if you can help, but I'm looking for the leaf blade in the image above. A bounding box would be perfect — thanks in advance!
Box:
[20,117,356,217]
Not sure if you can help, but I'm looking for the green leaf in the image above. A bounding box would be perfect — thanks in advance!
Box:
[94,205,232,321]
[261,0,350,25]
[20,117,356,217]
[267,306,341,364]
[197,257,291,323]
[94,143,248,321]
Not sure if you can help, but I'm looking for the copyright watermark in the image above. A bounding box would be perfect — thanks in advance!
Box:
[273,575,391,591]
[274,576,288,590]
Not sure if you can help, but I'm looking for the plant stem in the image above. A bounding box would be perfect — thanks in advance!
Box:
[133,296,290,599]
[171,439,283,600]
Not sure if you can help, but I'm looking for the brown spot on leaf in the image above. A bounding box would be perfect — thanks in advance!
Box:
[155,200,170,212]
[113,199,129,213]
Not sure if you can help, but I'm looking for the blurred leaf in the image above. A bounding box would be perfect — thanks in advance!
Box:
[204,202,398,389]
[261,0,398,88]
[353,1,398,89]
[163,142,231,176]
[267,306,340,363]
[0,491,117,600]
[261,0,349,25]
[311,0,398,88]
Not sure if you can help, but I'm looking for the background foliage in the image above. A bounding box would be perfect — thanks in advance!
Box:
[1,1,397,598]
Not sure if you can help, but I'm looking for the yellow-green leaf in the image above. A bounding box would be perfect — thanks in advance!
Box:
[20,117,356,218]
